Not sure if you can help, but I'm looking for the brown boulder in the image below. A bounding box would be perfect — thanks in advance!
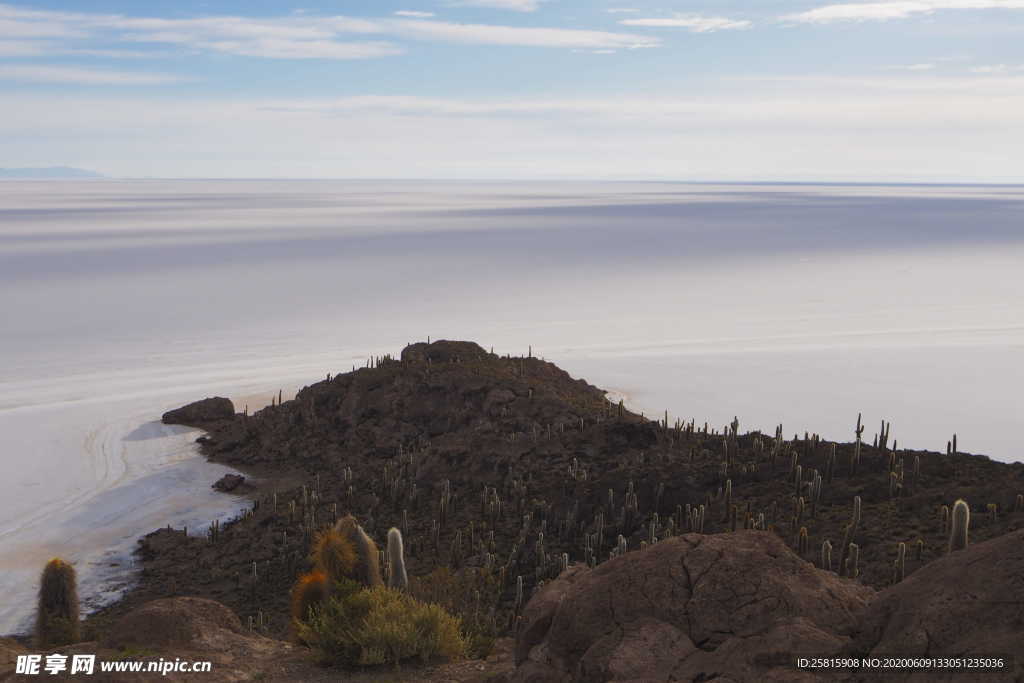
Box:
[509,531,875,682]
[162,397,235,426]
[846,528,1024,682]
[92,597,299,682]
[101,597,242,650]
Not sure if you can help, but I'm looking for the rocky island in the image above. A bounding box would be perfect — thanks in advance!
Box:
[6,340,1023,682]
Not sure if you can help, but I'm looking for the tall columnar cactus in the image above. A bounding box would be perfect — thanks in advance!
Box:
[837,496,861,576]
[948,499,970,553]
[940,505,950,534]
[820,540,832,571]
[387,528,408,591]
[798,527,809,556]
[36,558,79,648]
[846,543,860,579]
[810,472,823,517]
[723,479,732,521]
[894,542,906,583]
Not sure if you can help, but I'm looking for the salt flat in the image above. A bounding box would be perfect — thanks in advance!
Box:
[1,179,1022,633]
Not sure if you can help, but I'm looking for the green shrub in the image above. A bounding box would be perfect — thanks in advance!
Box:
[297,579,466,667]
[408,567,502,659]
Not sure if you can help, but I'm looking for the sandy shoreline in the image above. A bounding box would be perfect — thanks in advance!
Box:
[0,382,309,637]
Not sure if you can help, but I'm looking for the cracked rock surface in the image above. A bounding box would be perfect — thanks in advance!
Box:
[510,530,875,682]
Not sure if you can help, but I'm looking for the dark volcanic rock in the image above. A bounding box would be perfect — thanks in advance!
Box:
[162,397,235,425]
[212,473,245,492]
[510,531,875,682]
[846,528,1024,682]
[400,339,491,364]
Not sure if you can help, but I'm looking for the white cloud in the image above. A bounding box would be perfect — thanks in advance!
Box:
[0,38,162,58]
[784,0,1024,24]
[0,15,85,37]
[970,63,1024,73]
[885,62,936,70]
[606,8,641,13]
[0,4,656,60]
[0,39,46,55]
[389,19,659,48]
[619,14,753,32]
[445,0,544,11]
[0,64,188,84]
[192,39,404,60]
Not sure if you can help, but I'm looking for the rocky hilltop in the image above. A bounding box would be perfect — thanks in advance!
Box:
[68,340,1023,682]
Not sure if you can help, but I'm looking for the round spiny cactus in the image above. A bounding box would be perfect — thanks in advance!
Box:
[311,528,357,584]
[290,570,329,638]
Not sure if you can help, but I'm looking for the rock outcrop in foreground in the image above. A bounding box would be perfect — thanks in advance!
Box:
[161,397,235,426]
[511,530,875,682]
[509,528,1024,683]
[846,528,1024,682]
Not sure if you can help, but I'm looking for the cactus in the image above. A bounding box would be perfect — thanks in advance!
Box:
[810,472,823,517]
[837,496,861,575]
[290,570,329,633]
[333,515,383,587]
[36,558,79,648]
[798,527,809,556]
[948,499,970,553]
[846,543,860,579]
[387,528,408,590]
[820,540,832,571]
[940,504,950,534]
[311,528,357,583]
[894,542,906,583]
[723,479,732,521]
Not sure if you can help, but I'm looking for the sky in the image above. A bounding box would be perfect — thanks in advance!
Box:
[0,0,1022,181]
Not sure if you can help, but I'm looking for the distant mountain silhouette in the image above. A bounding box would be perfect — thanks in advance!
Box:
[0,166,104,179]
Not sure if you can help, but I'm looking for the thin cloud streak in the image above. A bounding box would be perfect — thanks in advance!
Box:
[785,0,1024,23]
[445,0,544,11]
[0,4,658,58]
[0,64,189,84]
[619,15,752,32]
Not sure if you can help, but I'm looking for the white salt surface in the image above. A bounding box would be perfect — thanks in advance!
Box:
[2,179,1022,633]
